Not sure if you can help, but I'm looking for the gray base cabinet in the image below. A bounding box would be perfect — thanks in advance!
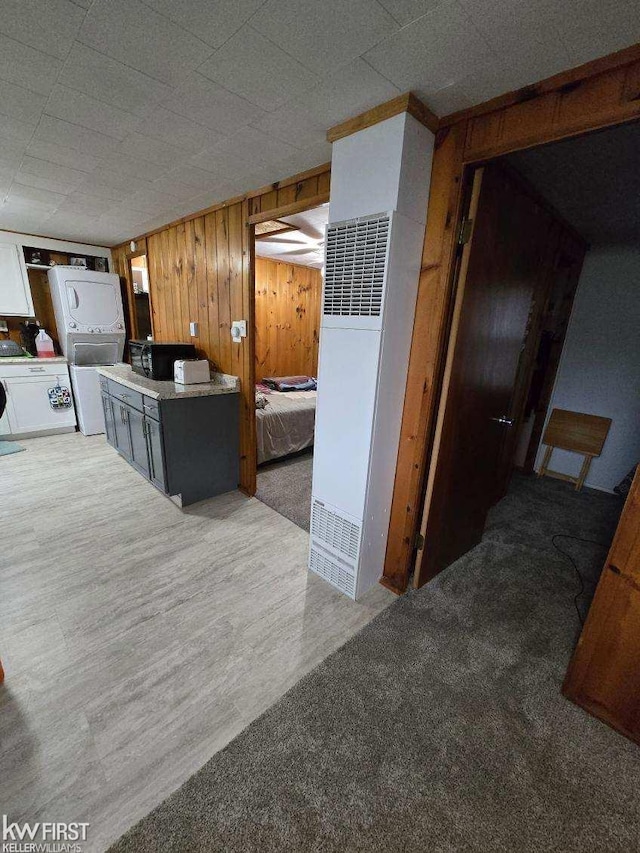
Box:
[100,376,239,506]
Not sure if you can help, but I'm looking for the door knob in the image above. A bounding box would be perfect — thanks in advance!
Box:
[491,415,515,426]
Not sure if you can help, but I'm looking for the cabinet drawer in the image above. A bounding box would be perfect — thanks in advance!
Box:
[99,375,110,393]
[0,361,68,379]
[143,395,160,420]
[108,379,143,412]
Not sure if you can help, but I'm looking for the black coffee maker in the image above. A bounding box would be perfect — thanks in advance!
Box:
[19,322,40,356]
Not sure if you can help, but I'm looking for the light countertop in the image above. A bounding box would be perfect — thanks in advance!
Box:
[98,363,240,401]
[0,355,67,364]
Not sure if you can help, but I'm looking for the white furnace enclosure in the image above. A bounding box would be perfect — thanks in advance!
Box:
[309,112,434,599]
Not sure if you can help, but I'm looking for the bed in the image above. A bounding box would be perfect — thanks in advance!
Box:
[256,388,317,464]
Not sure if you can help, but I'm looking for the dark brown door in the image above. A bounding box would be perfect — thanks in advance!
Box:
[563,467,640,744]
[415,164,553,586]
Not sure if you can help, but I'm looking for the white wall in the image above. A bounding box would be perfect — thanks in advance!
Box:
[536,246,640,492]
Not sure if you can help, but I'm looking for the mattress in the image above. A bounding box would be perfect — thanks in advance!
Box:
[256,389,317,464]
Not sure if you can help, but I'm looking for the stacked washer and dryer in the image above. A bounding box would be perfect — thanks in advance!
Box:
[48,266,125,436]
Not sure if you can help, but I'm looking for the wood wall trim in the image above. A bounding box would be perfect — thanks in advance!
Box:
[246,162,331,199]
[383,46,640,594]
[327,92,439,142]
[382,124,467,593]
[441,43,640,128]
[247,193,329,225]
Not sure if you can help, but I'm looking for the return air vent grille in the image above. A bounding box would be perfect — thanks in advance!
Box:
[323,214,390,317]
[311,500,361,560]
[309,546,355,598]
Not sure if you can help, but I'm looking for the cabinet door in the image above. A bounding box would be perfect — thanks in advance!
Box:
[0,243,33,316]
[146,417,166,491]
[113,401,132,460]
[101,393,116,447]
[125,404,150,478]
[4,375,76,433]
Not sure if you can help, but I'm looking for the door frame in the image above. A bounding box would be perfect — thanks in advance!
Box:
[382,43,640,594]
[246,194,329,483]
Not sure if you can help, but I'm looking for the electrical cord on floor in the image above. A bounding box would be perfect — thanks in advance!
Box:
[551,534,610,626]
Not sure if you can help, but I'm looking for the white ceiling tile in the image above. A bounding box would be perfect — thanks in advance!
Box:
[296,58,401,128]
[58,44,173,114]
[0,113,36,145]
[187,148,250,180]
[0,81,46,125]
[0,36,62,97]
[15,172,78,197]
[198,25,320,111]
[161,73,263,134]
[377,0,442,25]
[73,178,135,201]
[57,192,120,217]
[0,139,27,170]
[118,133,191,166]
[423,82,474,116]
[147,176,203,201]
[77,0,213,86]
[34,116,122,158]
[7,182,66,209]
[213,129,301,166]
[0,0,86,60]
[251,0,399,75]
[364,1,492,93]
[96,152,168,182]
[251,103,327,150]
[134,107,225,153]
[547,0,640,66]
[78,167,151,194]
[0,203,51,231]
[273,141,333,179]
[25,139,101,173]
[142,0,265,49]
[122,187,178,215]
[45,86,141,141]
[18,156,88,190]
[159,164,229,190]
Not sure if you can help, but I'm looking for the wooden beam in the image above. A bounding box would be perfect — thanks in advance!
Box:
[247,193,329,225]
[246,163,331,199]
[327,92,439,142]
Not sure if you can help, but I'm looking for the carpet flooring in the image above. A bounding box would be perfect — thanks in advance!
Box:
[110,474,640,853]
[255,450,313,531]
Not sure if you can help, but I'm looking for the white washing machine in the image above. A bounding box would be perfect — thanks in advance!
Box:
[48,266,125,436]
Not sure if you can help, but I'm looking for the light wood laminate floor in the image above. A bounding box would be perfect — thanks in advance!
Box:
[0,433,392,851]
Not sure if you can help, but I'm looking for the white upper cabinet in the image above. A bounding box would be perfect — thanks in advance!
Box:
[0,242,34,316]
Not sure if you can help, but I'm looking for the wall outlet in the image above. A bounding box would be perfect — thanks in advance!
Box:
[231,320,247,343]
[189,321,198,337]
[0,320,8,333]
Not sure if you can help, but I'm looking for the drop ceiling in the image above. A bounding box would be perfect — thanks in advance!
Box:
[0,0,638,247]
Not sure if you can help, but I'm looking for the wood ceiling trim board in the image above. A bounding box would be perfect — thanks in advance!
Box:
[440,43,640,128]
[247,193,330,225]
[245,162,331,199]
[327,92,439,142]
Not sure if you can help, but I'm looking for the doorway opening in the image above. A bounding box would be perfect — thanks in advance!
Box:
[129,254,152,340]
[251,203,328,531]
[416,119,640,618]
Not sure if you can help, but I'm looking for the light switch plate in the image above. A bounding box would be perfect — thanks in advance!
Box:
[231,320,247,343]
[189,321,198,337]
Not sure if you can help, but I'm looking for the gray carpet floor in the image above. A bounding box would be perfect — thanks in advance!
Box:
[255,450,313,531]
[110,474,640,853]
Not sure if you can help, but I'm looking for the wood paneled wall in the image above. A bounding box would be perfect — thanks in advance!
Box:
[254,257,321,381]
[111,165,330,495]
